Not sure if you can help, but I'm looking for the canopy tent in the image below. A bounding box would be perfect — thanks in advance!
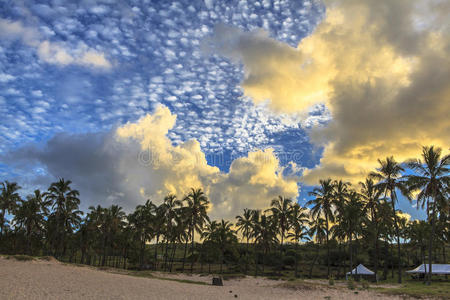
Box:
[346,264,376,280]
[406,264,450,275]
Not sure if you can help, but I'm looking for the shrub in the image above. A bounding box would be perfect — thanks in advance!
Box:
[8,255,34,261]
[361,280,370,290]
[347,277,356,290]
[328,275,335,286]
[283,256,296,267]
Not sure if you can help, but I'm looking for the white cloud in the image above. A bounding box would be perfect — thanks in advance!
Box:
[0,18,111,69]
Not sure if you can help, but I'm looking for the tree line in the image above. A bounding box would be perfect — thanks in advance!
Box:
[0,145,448,284]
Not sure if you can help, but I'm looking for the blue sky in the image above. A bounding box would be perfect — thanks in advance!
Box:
[1,0,445,220]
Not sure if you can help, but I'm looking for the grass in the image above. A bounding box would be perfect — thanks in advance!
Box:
[6,254,35,261]
[374,280,450,299]
[125,270,209,285]
[278,279,324,291]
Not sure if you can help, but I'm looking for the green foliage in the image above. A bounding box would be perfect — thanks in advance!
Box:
[0,144,449,288]
[282,255,295,267]
[347,278,356,290]
[7,254,35,261]
[328,275,335,286]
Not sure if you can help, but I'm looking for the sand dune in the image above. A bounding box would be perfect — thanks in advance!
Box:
[0,257,406,300]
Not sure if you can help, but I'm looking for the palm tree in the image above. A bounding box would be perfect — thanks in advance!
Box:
[185,188,210,273]
[405,146,450,284]
[0,181,21,236]
[252,212,278,275]
[308,217,326,278]
[360,178,383,276]
[409,220,429,267]
[236,208,253,274]
[267,195,293,253]
[13,190,47,254]
[307,178,335,278]
[128,200,156,268]
[377,199,394,280]
[336,190,364,278]
[44,179,82,258]
[370,157,410,283]
[161,194,182,270]
[287,203,309,277]
[104,205,126,266]
[203,219,237,273]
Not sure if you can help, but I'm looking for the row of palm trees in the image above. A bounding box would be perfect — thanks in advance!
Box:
[0,145,448,284]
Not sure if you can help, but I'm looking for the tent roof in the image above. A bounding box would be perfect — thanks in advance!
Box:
[346,264,375,275]
[406,264,450,274]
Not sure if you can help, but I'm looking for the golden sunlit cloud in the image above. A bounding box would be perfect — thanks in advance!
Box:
[116,106,298,220]
[209,0,450,184]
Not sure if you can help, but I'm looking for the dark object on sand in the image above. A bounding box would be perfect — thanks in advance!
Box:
[212,277,223,286]
[234,295,238,298]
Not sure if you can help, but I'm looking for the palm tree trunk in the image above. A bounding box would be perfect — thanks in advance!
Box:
[169,242,177,272]
[220,248,224,274]
[102,236,107,266]
[181,237,188,273]
[0,210,5,236]
[427,199,438,285]
[139,236,145,268]
[245,235,249,275]
[349,233,353,279]
[390,191,402,283]
[326,214,330,279]
[383,239,388,280]
[294,240,299,277]
[373,209,379,277]
[163,239,169,271]
[254,243,258,277]
[190,226,195,273]
[309,243,320,278]
[154,234,159,270]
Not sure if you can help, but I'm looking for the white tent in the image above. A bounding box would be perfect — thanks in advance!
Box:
[346,264,376,280]
[406,264,450,275]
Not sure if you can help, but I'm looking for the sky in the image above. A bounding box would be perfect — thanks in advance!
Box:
[0,0,449,221]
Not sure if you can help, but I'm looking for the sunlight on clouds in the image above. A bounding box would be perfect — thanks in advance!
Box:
[115,106,298,220]
[210,0,450,184]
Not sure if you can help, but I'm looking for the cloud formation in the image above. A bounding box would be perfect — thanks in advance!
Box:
[0,18,111,68]
[5,106,298,220]
[210,0,450,183]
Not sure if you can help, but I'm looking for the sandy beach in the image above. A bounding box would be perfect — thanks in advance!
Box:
[0,257,414,300]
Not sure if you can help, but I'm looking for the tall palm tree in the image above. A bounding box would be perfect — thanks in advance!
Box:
[370,157,410,283]
[13,191,46,254]
[161,194,182,270]
[184,188,210,273]
[104,205,126,266]
[236,208,253,274]
[307,178,335,278]
[360,178,383,276]
[44,179,81,258]
[203,219,237,273]
[308,217,326,278]
[287,203,309,277]
[267,195,293,253]
[336,190,364,278]
[128,200,156,268]
[252,212,278,275]
[377,199,394,280]
[0,181,21,236]
[405,146,450,284]
[409,220,429,267]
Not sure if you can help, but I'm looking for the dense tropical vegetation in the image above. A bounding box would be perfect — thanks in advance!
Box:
[0,146,448,284]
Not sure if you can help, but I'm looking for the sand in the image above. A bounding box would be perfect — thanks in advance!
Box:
[0,257,408,300]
